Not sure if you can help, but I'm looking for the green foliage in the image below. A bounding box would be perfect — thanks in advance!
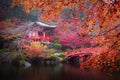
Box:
[65,48,72,51]
[10,51,19,60]
[58,55,66,61]
[50,52,66,61]
[53,42,62,50]
[20,59,25,65]
[41,49,57,57]
[0,49,9,53]
[4,19,12,23]
[0,49,9,58]
[21,52,29,61]
[0,49,21,60]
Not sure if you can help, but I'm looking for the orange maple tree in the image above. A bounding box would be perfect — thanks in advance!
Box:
[11,0,120,48]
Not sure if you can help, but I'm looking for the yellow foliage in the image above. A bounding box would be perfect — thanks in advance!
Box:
[30,41,47,50]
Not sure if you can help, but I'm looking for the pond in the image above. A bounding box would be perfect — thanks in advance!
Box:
[0,64,120,80]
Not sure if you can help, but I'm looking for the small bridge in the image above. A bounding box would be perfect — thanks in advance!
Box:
[66,52,93,65]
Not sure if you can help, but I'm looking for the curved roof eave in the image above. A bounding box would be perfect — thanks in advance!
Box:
[35,21,57,28]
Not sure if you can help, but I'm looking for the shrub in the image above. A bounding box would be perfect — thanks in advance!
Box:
[53,42,62,50]
[60,33,88,49]
[65,48,72,51]
[0,49,10,58]
[23,41,48,58]
[40,49,57,57]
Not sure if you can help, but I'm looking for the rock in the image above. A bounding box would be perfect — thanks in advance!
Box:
[24,61,31,68]
[54,53,61,56]
[47,43,54,48]
[41,41,51,45]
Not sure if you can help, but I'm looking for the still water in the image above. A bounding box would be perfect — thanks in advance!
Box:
[0,64,120,80]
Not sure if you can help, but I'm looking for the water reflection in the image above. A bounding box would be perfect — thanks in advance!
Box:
[0,64,120,80]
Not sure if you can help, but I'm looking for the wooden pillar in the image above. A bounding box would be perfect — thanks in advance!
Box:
[43,32,46,38]
[35,31,38,37]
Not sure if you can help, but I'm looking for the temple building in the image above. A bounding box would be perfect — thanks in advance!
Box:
[24,21,57,42]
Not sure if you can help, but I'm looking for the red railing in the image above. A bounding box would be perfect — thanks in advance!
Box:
[24,36,52,42]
